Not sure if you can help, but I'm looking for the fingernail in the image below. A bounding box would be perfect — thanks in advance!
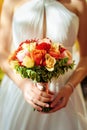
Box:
[46,104,49,107]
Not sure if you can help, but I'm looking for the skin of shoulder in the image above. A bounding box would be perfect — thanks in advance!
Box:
[71,0,87,57]
[71,0,87,15]
[2,0,20,15]
[0,0,17,53]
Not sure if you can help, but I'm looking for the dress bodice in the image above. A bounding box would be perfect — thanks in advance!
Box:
[12,0,79,51]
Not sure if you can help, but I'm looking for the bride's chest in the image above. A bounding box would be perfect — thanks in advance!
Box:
[13,1,79,47]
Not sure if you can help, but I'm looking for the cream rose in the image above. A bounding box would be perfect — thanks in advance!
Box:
[22,42,36,52]
[45,54,56,71]
[22,56,34,68]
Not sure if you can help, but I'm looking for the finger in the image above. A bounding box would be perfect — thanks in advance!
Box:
[27,99,42,111]
[36,83,46,91]
[37,95,53,103]
[49,98,66,113]
[33,98,50,108]
[26,92,50,108]
[35,83,55,95]
[29,90,53,103]
[26,93,43,111]
[33,87,54,98]
[50,94,63,108]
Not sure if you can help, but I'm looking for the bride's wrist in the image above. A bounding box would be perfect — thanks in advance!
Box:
[14,76,26,92]
[65,82,75,94]
[18,78,34,92]
[67,82,75,92]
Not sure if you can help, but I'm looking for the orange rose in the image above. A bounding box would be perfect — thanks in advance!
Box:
[32,49,46,66]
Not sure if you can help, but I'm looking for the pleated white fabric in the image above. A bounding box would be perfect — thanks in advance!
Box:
[0,0,87,130]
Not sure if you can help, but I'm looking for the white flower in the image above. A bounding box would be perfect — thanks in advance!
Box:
[16,50,27,62]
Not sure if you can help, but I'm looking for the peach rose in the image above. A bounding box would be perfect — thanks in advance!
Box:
[60,50,73,64]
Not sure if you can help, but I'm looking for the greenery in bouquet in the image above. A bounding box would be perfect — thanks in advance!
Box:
[9,38,74,112]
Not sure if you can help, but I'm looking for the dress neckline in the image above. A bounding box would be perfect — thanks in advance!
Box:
[14,0,79,20]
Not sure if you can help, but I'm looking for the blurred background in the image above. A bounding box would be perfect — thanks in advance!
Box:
[0,0,87,100]
[0,0,3,12]
[0,0,4,83]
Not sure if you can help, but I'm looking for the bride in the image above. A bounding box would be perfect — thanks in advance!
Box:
[0,0,87,130]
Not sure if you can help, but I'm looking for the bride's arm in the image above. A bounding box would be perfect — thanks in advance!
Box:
[0,0,21,87]
[67,0,87,88]
[0,0,53,111]
[50,0,87,113]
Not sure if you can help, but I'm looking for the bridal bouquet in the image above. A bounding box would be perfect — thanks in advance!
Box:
[9,38,74,112]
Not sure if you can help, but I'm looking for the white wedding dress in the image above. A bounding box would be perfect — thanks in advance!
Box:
[0,0,87,130]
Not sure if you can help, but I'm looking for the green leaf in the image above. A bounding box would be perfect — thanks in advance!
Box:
[14,59,75,83]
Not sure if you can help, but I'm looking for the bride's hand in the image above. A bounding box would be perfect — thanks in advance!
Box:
[49,85,73,113]
[20,79,54,111]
